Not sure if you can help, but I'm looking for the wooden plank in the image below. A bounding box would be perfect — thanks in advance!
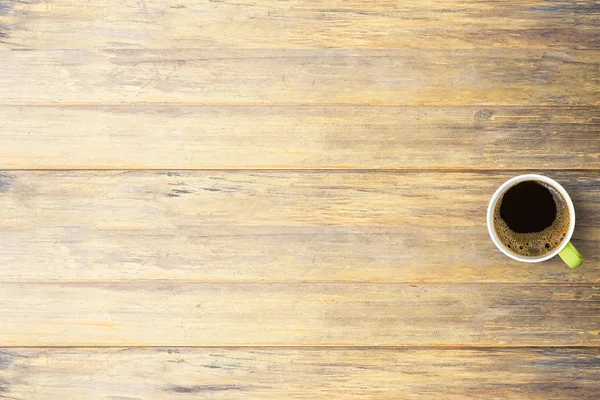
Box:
[1,283,599,346]
[1,348,599,399]
[1,0,599,50]
[1,49,598,105]
[1,170,598,283]
[1,106,598,169]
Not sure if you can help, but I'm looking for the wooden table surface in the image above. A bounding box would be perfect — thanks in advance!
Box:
[1,1,599,398]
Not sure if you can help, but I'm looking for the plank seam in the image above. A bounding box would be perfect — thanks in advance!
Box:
[1,104,599,108]
[0,281,598,286]
[1,168,600,172]
[2,345,600,350]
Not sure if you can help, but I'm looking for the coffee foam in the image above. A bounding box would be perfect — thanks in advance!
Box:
[493,182,570,257]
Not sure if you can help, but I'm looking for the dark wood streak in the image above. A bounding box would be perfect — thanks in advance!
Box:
[528,3,600,14]
[167,385,250,393]
[0,0,40,45]
[0,180,10,193]
[0,1,14,43]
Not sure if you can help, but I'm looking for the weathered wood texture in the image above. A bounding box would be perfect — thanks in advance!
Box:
[1,0,599,50]
[1,106,598,169]
[1,347,599,399]
[1,283,599,346]
[1,0,599,394]
[1,170,598,283]
[1,49,598,105]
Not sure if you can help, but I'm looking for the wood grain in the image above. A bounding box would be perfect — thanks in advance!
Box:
[1,106,598,169]
[1,49,598,105]
[1,347,599,399]
[1,170,598,283]
[1,0,599,50]
[1,283,599,346]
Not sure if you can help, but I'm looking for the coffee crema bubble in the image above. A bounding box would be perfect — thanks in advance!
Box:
[493,180,570,257]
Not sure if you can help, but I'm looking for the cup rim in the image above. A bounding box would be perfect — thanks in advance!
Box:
[486,174,576,263]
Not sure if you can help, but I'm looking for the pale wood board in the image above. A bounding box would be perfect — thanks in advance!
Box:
[1,170,598,283]
[1,49,598,105]
[1,283,599,346]
[1,0,599,50]
[1,347,599,399]
[1,106,598,169]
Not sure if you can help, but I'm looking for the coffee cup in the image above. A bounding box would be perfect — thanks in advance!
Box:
[487,174,583,268]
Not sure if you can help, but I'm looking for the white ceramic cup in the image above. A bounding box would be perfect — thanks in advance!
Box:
[487,174,582,268]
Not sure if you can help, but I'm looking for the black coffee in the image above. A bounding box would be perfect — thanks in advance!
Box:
[493,180,570,257]
[500,181,556,233]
